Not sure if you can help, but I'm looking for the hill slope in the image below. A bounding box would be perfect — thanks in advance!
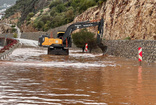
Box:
[2,0,156,40]
[4,0,105,32]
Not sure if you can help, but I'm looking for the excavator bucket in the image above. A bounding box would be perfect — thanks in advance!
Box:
[48,47,69,55]
[97,43,108,55]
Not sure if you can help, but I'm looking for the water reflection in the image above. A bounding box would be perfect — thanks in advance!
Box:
[138,66,142,85]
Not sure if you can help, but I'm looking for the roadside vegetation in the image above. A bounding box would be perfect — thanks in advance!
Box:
[72,29,97,52]
[5,0,107,31]
[13,33,18,38]
[11,25,17,33]
[33,0,107,31]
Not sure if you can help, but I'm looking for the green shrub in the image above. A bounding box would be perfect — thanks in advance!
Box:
[72,29,97,52]
[11,28,17,33]
[40,15,51,24]
[124,37,131,40]
[65,9,74,23]
[79,0,96,13]
[71,0,80,10]
[43,21,51,31]
[13,33,18,38]
[26,21,31,25]
[49,0,63,9]
[26,12,35,21]
[11,25,16,28]
[51,13,66,28]
[50,7,57,16]
[56,4,66,13]
[40,9,43,14]
[33,21,44,30]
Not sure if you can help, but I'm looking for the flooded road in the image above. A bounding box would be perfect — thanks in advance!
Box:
[0,48,156,105]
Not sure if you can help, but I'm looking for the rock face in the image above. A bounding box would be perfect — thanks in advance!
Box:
[0,24,12,34]
[2,0,52,32]
[74,0,156,40]
[20,22,38,32]
[17,0,51,23]
[3,12,21,25]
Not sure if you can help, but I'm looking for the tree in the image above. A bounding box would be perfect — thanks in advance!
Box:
[26,12,35,21]
[65,9,74,23]
[49,0,63,9]
[56,4,66,13]
[33,21,44,30]
[40,15,51,24]
[72,29,97,52]
[79,0,96,13]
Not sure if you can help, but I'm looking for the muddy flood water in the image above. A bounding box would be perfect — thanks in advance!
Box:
[0,48,156,105]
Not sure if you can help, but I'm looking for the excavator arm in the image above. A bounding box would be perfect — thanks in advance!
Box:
[62,18,107,54]
[62,18,104,45]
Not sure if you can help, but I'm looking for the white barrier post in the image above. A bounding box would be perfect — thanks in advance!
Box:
[138,47,142,66]
[85,43,88,52]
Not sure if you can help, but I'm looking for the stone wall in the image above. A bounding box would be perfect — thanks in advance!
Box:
[20,32,47,40]
[0,34,13,38]
[19,23,71,41]
[103,40,156,63]
[0,23,70,42]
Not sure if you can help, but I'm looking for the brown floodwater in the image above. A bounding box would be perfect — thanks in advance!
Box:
[0,48,156,105]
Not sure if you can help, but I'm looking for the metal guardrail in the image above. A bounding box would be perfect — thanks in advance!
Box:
[0,37,20,60]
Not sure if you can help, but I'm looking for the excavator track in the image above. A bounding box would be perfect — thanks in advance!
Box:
[48,47,69,55]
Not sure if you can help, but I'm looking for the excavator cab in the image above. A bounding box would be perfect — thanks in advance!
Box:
[47,31,69,55]
[57,31,65,39]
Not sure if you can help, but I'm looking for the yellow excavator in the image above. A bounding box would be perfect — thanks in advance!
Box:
[40,32,64,47]
[38,18,107,55]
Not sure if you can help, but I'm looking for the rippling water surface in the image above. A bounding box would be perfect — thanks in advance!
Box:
[0,48,156,105]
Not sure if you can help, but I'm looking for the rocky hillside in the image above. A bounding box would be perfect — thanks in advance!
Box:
[1,0,156,40]
[74,0,156,40]
[0,24,12,34]
[1,0,52,33]
[3,0,105,32]
[5,0,51,21]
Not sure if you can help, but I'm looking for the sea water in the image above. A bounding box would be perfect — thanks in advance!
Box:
[0,0,16,19]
